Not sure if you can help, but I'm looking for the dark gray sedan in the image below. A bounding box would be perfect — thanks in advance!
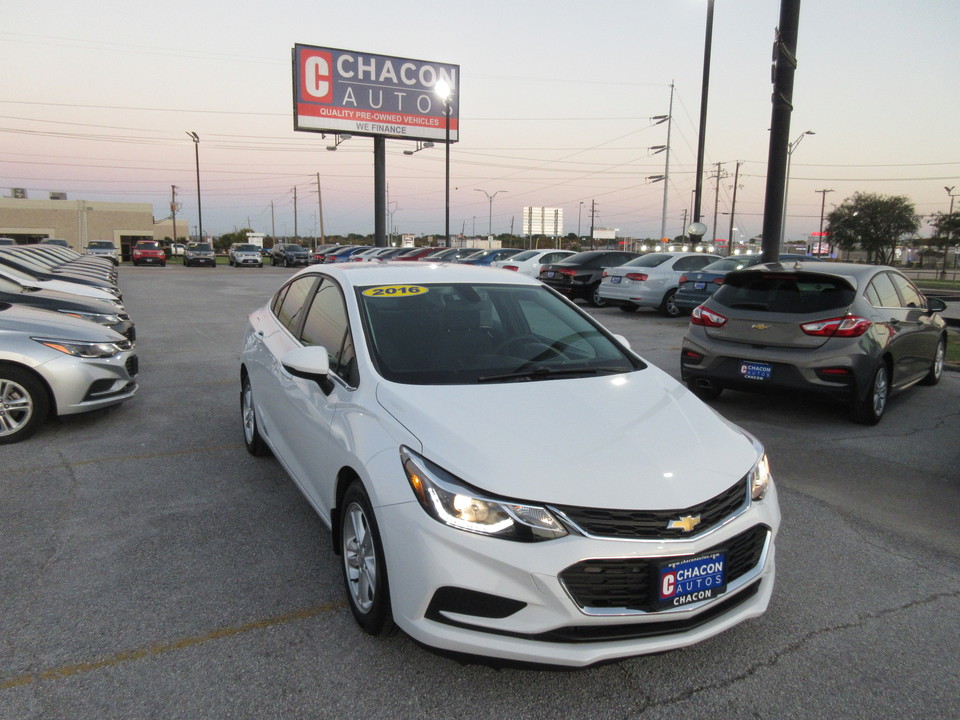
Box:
[680,262,947,424]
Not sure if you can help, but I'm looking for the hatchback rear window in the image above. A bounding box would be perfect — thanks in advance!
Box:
[712,273,855,314]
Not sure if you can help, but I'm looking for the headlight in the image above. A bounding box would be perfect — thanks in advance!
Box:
[57,309,121,326]
[748,452,772,500]
[400,447,567,542]
[32,337,127,358]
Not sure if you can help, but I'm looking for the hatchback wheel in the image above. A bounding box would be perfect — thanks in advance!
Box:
[920,335,946,386]
[340,482,394,636]
[241,376,270,456]
[851,363,889,425]
[0,368,49,444]
[660,289,681,318]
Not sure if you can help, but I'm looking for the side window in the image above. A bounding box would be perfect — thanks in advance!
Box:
[300,278,355,384]
[865,273,900,308]
[274,276,316,333]
[889,273,924,309]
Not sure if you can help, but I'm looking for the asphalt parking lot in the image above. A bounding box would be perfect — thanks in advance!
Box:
[2,264,958,720]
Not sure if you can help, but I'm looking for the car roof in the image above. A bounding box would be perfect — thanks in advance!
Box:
[290,259,543,290]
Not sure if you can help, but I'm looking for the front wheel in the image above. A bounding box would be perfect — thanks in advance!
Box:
[920,335,946,386]
[241,376,270,456]
[851,363,889,425]
[341,482,394,636]
[0,367,49,444]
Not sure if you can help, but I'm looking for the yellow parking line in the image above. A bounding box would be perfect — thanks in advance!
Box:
[1,601,346,690]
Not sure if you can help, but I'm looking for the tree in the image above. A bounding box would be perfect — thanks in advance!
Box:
[826,193,919,265]
[930,212,960,249]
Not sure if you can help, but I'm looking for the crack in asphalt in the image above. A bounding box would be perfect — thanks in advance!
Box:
[624,590,960,718]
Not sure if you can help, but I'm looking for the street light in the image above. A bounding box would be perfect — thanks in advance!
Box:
[435,79,452,246]
[781,130,814,243]
[474,189,506,237]
[326,133,352,151]
[186,132,202,242]
[946,186,958,214]
[403,141,434,156]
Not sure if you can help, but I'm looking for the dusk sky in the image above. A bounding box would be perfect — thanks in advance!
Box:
[2,0,958,243]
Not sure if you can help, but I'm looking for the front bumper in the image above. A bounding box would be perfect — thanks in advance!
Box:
[234,255,262,266]
[40,348,139,416]
[378,484,779,667]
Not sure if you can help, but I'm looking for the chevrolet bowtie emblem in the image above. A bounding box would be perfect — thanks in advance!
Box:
[667,514,701,532]
[752,323,771,331]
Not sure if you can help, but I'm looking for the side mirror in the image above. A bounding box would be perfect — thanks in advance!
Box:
[282,346,334,394]
[926,297,947,313]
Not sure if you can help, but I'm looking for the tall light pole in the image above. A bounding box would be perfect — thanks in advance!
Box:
[693,0,715,229]
[946,186,958,214]
[474,189,506,237]
[781,130,814,243]
[815,188,834,251]
[186,132,202,242]
[435,79,452,246]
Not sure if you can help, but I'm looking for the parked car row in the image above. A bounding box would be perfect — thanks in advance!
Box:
[0,244,138,444]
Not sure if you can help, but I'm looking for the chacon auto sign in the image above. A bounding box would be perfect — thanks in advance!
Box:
[293,44,459,143]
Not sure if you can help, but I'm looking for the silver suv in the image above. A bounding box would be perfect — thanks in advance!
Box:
[85,240,119,265]
[228,243,264,268]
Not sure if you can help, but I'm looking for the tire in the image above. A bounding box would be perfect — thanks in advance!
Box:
[687,378,723,401]
[618,302,640,313]
[340,482,394,636]
[588,283,607,308]
[0,367,49,444]
[920,335,946,386]
[240,376,270,457]
[284,258,291,268]
[660,289,682,318]
[851,362,889,425]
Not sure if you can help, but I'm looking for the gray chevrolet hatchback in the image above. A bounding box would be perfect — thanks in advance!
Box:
[680,262,947,424]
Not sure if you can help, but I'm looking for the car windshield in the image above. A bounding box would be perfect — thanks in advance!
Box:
[712,273,856,314]
[235,245,258,252]
[621,253,673,268]
[285,245,306,252]
[701,256,763,272]
[137,242,161,250]
[358,282,642,385]
[506,250,539,262]
[88,242,115,250]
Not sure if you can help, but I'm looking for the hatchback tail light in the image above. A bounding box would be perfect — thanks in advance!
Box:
[801,315,872,338]
[625,273,648,282]
[691,305,727,327]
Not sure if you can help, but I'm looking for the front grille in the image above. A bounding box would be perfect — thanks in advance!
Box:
[559,524,769,612]
[552,476,748,540]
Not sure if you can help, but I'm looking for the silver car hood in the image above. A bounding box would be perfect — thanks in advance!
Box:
[375,365,758,509]
[0,303,124,341]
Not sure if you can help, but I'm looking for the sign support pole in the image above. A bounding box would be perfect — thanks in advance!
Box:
[374,137,386,247]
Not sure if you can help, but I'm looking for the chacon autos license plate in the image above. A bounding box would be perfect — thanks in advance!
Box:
[740,361,773,381]
[658,551,726,609]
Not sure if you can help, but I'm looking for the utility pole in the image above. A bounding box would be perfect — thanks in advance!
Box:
[589,200,596,250]
[170,185,178,246]
[727,161,742,256]
[316,173,325,247]
[292,186,298,238]
[815,188,834,252]
[270,201,275,238]
[659,81,675,241]
[710,162,727,244]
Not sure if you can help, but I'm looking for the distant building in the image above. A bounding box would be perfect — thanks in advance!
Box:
[0,195,171,261]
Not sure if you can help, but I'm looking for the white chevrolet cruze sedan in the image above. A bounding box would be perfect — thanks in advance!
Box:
[239,261,780,667]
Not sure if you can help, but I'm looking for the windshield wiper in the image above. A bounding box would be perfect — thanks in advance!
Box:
[477,365,624,383]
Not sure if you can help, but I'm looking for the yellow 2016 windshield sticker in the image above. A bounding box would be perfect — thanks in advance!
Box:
[362,285,429,298]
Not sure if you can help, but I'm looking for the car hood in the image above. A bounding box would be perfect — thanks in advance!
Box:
[375,365,758,509]
[0,302,125,340]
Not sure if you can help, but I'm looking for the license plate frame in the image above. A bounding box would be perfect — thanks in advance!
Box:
[740,361,773,381]
[694,282,706,290]
[611,276,622,284]
[657,550,727,609]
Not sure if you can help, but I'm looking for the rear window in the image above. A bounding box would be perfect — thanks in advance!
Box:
[621,253,672,268]
[713,273,855,314]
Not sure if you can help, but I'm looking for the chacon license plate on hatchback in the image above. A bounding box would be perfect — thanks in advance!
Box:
[740,361,772,381]
[657,551,726,609]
